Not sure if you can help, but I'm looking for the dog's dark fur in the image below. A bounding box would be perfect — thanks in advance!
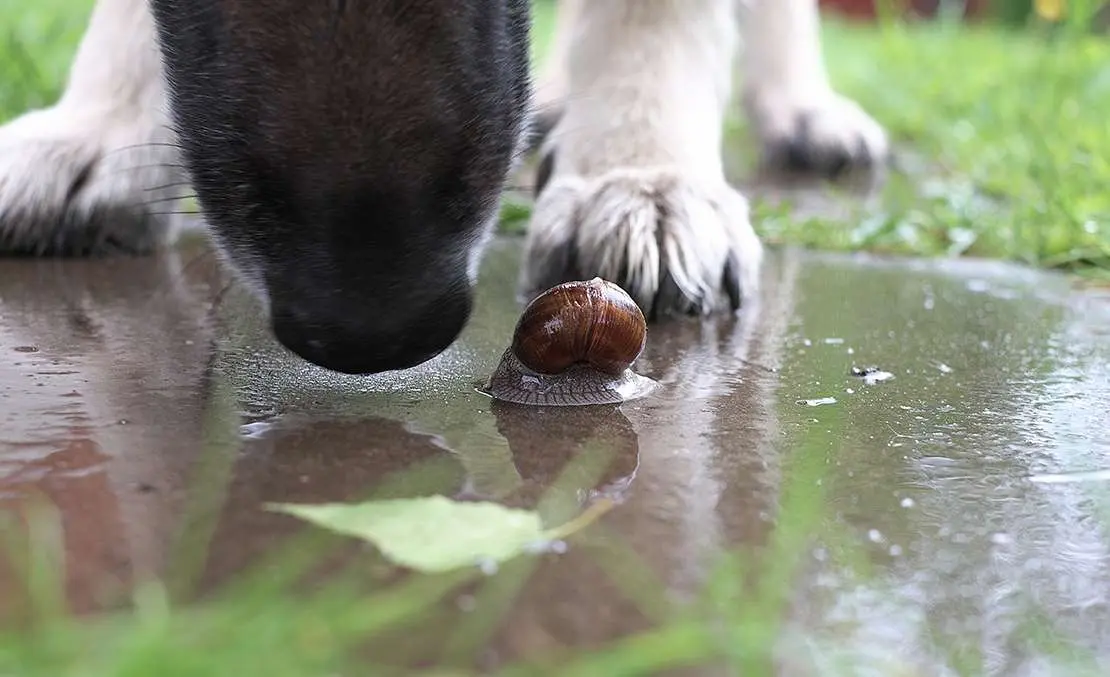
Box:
[150,0,532,374]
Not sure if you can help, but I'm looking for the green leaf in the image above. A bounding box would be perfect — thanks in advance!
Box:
[266,496,548,574]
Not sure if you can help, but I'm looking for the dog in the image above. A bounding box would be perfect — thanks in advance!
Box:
[0,0,887,376]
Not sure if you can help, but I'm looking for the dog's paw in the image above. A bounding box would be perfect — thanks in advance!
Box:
[521,166,763,319]
[743,87,889,178]
[0,107,185,256]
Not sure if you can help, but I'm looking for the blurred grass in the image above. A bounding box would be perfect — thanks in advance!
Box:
[1,1,1110,676]
[747,14,1110,279]
[0,0,90,115]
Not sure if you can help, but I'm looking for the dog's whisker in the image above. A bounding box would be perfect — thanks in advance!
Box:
[142,181,194,193]
[177,247,220,277]
[130,249,222,312]
[105,162,190,173]
[205,279,243,324]
[141,194,197,206]
[97,141,186,162]
[147,210,202,218]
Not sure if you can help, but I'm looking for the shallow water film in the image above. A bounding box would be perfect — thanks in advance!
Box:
[2,235,1109,675]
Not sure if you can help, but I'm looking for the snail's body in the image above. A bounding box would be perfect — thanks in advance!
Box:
[484,278,658,407]
[485,348,657,406]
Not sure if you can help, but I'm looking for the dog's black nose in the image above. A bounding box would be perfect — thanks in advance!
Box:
[270,289,472,375]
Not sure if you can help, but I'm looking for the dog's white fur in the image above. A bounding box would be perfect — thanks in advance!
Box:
[0,0,187,252]
[526,0,759,315]
[739,0,888,166]
[0,0,885,311]
[524,0,886,316]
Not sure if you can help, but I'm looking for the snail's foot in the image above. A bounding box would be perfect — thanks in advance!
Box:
[520,166,763,320]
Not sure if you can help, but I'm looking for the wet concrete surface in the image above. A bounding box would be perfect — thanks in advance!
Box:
[1,229,1110,674]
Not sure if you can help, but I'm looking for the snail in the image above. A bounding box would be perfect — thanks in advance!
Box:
[483,277,659,406]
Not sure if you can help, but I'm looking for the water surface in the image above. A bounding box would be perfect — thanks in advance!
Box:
[1,233,1108,675]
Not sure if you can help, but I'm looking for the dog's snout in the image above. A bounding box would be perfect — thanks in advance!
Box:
[270,289,472,375]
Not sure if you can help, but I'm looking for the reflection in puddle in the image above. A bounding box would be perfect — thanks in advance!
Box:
[0,236,1108,673]
[1029,469,1110,485]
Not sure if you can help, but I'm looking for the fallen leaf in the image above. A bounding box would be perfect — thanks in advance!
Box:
[268,494,618,574]
[267,495,547,574]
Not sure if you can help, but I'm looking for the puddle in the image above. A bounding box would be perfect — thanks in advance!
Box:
[1,228,1109,673]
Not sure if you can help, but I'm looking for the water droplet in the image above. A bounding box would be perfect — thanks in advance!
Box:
[862,370,894,385]
[524,539,568,555]
[889,544,903,557]
[797,397,837,407]
[900,497,915,508]
[867,529,884,543]
[456,594,477,612]
[990,532,1013,545]
[240,421,274,440]
[852,365,894,385]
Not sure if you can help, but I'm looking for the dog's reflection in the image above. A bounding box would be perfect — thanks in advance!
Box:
[0,237,228,617]
[0,241,797,677]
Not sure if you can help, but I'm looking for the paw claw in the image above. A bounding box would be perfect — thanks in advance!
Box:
[522,168,763,321]
[722,252,742,313]
[746,90,889,179]
[534,150,557,198]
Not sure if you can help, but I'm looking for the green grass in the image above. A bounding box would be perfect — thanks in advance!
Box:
[747,17,1110,278]
[0,0,90,115]
[2,2,1110,676]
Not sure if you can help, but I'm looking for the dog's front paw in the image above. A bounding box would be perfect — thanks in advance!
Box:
[743,87,889,178]
[521,167,763,319]
[0,107,184,256]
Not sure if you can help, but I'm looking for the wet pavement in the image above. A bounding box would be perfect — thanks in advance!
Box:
[2,229,1110,674]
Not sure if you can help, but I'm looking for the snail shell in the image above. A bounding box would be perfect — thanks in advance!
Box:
[513,277,647,376]
[484,278,658,406]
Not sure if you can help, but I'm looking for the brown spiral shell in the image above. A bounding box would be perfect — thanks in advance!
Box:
[510,277,647,376]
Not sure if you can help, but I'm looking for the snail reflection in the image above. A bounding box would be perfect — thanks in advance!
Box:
[487,399,641,516]
[483,277,658,406]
